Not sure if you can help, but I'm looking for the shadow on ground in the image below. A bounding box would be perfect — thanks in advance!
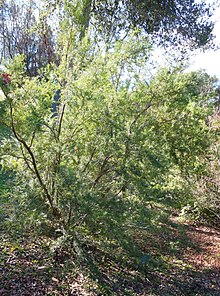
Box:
[84,216,220,295]
[0,215,219,295]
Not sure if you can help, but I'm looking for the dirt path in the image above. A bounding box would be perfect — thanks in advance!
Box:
[130,217,220,295]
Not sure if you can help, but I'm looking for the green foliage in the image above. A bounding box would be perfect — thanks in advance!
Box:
[78,0,215,48]
[0,26,216,240]
[46,0,215,51]
[124,0,215,47]
[185,111,220,225]
[0,0,218,265]
[0,3,219,293]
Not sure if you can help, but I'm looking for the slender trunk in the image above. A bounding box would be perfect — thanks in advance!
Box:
[9,99,61,219]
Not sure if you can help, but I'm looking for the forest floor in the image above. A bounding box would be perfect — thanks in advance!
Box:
[0,214,220,295]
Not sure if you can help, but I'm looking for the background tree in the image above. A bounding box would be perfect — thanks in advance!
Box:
[0,0,216,76]
[0,0,55,76]
[186,96,220,224]
[52,0,216,48]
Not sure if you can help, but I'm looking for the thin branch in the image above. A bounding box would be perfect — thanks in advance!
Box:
[66,204,72,226]
[29,130,36,148]
[43,121,58,141]
[129,102,152,134]
[57,104,66,140]
[20,143,35,174]
[82,147,96,173]
[8,98,59,217]
[93,155,112,187]
[72,214,88,228]
[113,186,124,198]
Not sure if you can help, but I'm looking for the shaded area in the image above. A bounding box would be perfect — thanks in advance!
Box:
[0,236,93,295]
[0,215,219,295]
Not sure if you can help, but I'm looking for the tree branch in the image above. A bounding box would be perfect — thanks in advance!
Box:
[129,102,152,134]
[57,104,66,140]
[82,147,96,173]
[8,98,60,218]
[93,155,112,187]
